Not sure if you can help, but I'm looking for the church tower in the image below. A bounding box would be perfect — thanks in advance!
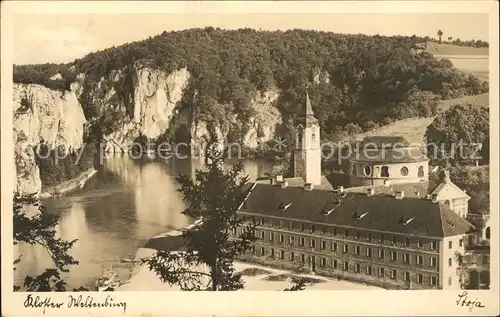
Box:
[293,90,322,185]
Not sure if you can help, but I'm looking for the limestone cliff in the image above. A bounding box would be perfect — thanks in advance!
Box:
[13,83,87,194]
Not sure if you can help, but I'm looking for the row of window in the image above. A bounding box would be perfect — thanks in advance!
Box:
[256,237,440,267]
[252,229,444,252]
[351,164,425,178]
[253,247,439,286]
[251,223,444,250]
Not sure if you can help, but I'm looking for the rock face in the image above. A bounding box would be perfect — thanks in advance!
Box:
[13,84,87,194]
[13,67,283,191]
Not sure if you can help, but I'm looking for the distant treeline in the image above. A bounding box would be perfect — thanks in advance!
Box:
[14,28,489,145]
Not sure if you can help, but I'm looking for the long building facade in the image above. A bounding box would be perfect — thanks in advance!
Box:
[233,93,478,290]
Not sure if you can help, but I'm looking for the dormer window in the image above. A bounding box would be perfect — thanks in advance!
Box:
[352,210,369,219]
[278,202,292,211]
[398,214,415,225]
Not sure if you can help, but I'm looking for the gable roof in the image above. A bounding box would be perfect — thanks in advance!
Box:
[240,183,475,238]
[428,181,471,200]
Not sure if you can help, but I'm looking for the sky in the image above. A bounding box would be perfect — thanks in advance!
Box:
[12,13,489,65]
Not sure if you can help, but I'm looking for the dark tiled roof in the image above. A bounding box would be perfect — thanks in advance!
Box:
[343,181,431,198]
[241,183,475,238]
[349,136,428,164]
[259,176,335,191]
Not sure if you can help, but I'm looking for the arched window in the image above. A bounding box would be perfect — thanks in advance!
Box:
[444,200,450,206]
[312,133,316,143]
[352,164,357,175]
[364,165,372,177]
[400,166,409,176]
[296,125,304,149]
[418,166,424,177]
[485,227,490,240]
[381,166,389,177]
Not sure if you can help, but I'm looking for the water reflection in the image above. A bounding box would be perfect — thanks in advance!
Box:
[14,155,274,290]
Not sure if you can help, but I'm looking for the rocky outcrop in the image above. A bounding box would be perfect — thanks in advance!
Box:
[13,84,87,195]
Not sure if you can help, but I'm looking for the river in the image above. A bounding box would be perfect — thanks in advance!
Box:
[13,155,274,291]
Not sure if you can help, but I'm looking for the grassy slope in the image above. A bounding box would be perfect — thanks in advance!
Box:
[425,42,489,56]
[355,42,489,146]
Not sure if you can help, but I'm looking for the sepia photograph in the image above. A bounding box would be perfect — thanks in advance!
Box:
[1,1,498,316]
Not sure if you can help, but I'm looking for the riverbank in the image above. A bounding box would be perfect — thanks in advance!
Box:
[117,224,381,291]
[40,167,97,198]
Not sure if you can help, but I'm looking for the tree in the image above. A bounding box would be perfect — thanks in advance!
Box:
[141,136,305,291]
[437,30,444,43]
[13,193,86,291]
[425,103,489,164]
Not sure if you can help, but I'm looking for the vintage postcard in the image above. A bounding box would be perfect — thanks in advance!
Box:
[1,1,499,316]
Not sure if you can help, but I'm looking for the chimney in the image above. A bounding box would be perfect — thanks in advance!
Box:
[366,188,375,196]
[305,183,314,191]
[276,175,284,182]
[281,181,288,188]
[337,186,344,193]
[395,191,405,199]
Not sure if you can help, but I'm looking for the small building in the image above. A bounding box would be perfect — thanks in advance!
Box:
[348,136,429,187]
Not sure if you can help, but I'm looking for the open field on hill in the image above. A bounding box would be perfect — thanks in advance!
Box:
[425,42,489,56]
[355,92,489,147]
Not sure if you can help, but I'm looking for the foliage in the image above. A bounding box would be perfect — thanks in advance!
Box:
[14,29,488,145]
[454,249,470,289]
[35,143,96,188]
[425,103,489,164]
[13,193,87,291]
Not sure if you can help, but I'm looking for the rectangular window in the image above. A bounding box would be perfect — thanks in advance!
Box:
[404,272,410,281]
[367,232,372,241]
[344,229,349,237]
[448,258,452,267]
[310,239,316,248]
[321,257,327,267]
[355,231,361,239]
[378,267,385,277]
[322,226,327,234]
[417,255,423,265]
[279,220,284,228]
[366,248,372,257]
[431,241,438,250]
[378,249,385,259]
[431,257,437,267]
[343,244,349,254]
[232,227,237,235]
[280,250,284,260]
[301,223,305,231]
[241,228,245,235]
[311,225,315,233]
[279,234,284,243]
[299,237,305,246]
[270,248,275,257]
[260,247,265,256]
[321,240,326,250]
[333,260,338,269]
[260,231,265,239]
[418,239,423,248]
[332,242,338,252]
[392,235,397,245]
[289,236,295,245]
[448,276,452,286]
[300,254,305,262]
[366,265,372,275]
[290,252,295,261]
[459,239,463,247]
[448,241,452,249]
[379,233,384,243]
[391,269,397,279]
[391,251,397,261]
[355,246,361,255]
[290,221,294,230]
[343,261,349,271]
[252,246,255,255]
[405,237,410,246]
[431,276,437,286]
[269,232,274,241]
[417,274,423,284]
[355,263,360,273]
[403,253,410,263]
[333,228,337,236]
